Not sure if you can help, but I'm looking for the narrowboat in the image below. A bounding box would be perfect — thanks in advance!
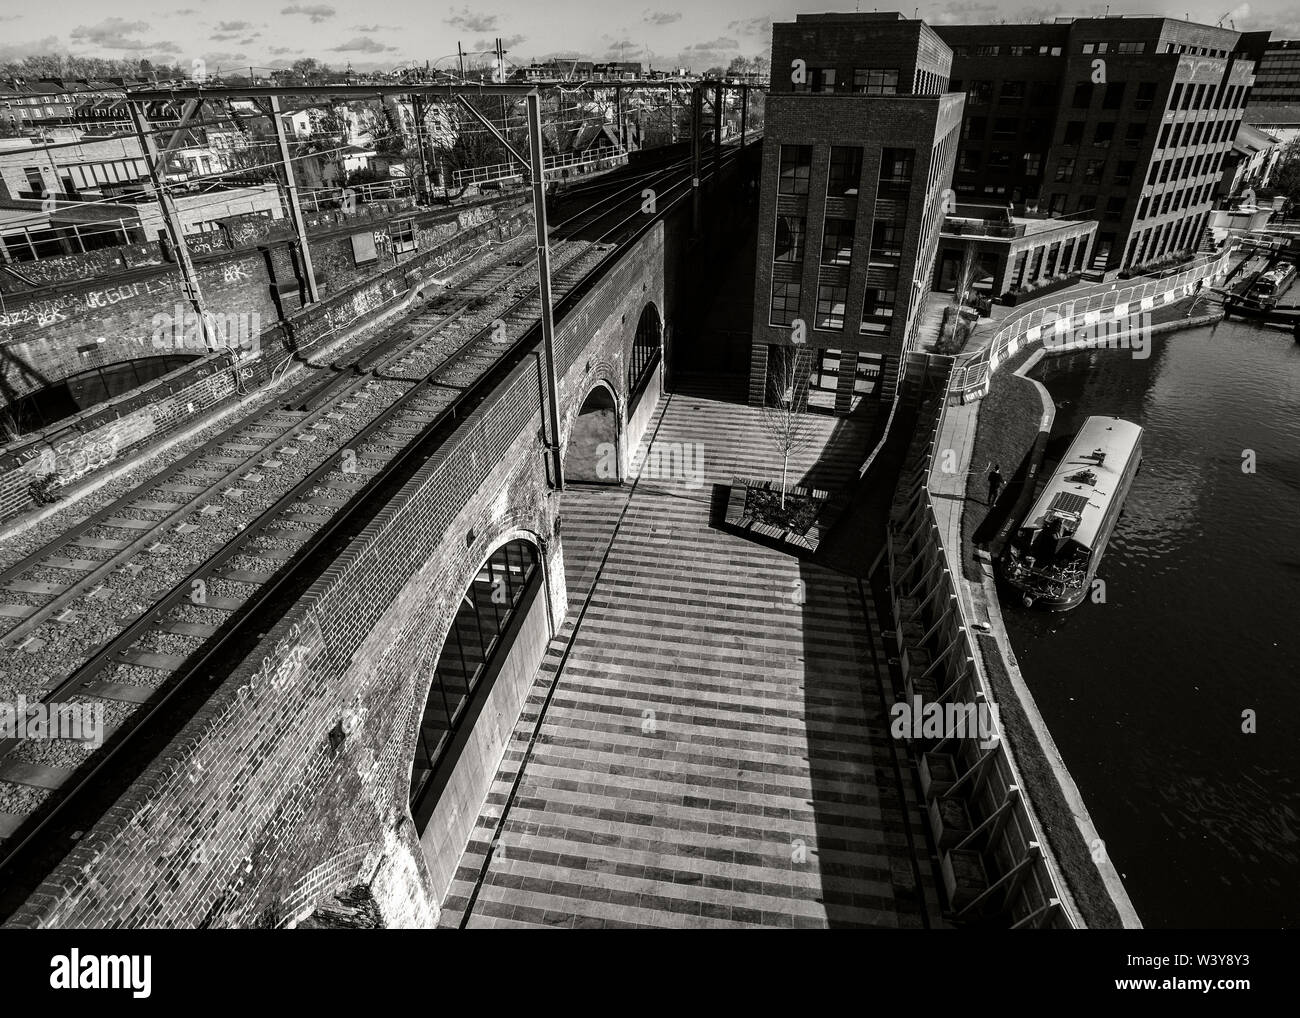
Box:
[999,416,1143,611]
[1245,262,1298,309]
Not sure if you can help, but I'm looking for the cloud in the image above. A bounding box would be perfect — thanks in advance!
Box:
[215,20,254,31]
[685,36,738,52]
[444,6,498,33]
[281,5,336,23]
[269,46,299,55]
[728,15,772,36]
[472,33,525,52]
[69,18,159,50]
[0,35,64,63]
[330,37,397,53]
[643,10,681,25]
[202,52,248,64]
[354,23,398,32]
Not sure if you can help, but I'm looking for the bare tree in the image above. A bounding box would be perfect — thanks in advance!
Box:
[760,344,819,510]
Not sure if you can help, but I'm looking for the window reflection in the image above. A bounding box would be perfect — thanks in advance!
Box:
[410,540,540,824]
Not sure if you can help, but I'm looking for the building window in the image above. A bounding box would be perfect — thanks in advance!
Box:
[1024,152,1042,177]
[1064,120,1084,145]
[1125,122,1147,144]
[1169,83,1183,110]
[774,215,806,262]
[1116,41,1146,55]
[812,68,837,92]
[993,117,1017,139]
[963,116,987,140]
[854,68,899,95]
[959,150,981,173]
[778,145,812,196]
[870,223,903,261]
[966,80,994,105]
[770,281,802,326]
[1102,82,1126,109]
[1105,195,1125,221]
[1114,159,1135,186]
[1158,122,1171,148]
[409,539,541,828]
[1072,82,1094,108]
[975,45,1001,57]
[815,282,847,330]
[820,218,855,265]
[879,147,914,187]
[827,146,862,196]
[860,287,896,334]
[1135,81,1157,111]
[1094,122,1115,147]
[1055,157,1076,182]
[1000,81,1026,103]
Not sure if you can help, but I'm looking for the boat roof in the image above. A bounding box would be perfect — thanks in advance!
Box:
[1023,416,1142,551]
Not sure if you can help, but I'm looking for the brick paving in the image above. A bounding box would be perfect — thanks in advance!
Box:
[438,383,942,928]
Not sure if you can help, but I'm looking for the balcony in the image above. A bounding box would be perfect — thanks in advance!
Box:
[941,216,1025,239]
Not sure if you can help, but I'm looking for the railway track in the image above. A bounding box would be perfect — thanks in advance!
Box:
[0,140,743,905]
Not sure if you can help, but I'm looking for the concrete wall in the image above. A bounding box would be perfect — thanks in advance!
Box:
[3,221,673,929]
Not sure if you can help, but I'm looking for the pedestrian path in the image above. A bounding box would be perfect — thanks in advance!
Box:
[437,385,943,928]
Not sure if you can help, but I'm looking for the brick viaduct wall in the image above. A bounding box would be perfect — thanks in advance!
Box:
[0,203,534,525]
[4,222,671,929]
[0,197,524,404]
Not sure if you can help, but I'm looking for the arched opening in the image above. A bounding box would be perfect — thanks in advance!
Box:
[409,538,544,832]
[564,384,619,484]
[3,354,200,436]
[627,303,662,410]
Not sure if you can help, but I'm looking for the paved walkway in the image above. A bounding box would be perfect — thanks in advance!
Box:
[437,384,942,928]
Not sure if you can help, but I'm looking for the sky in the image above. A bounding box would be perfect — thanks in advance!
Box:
[0,2,1294,76]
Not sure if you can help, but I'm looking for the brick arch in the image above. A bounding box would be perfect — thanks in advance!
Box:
[562,375,623,484]
[398,523,551,819]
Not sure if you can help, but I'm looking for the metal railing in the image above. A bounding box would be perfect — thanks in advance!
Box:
[949,249,1232,401]
[881,373,1085,927]
[451,149,628,187]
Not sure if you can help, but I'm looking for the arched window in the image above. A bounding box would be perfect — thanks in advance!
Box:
[409,539,540,825]
[627,303,662,404]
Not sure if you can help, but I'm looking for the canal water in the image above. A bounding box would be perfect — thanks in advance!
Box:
[1004,317,1300,929]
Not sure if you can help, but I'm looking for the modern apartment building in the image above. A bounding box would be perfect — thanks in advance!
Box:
[936,17,1257,272]
[751,13,962,412]
[1243,37,1300,107]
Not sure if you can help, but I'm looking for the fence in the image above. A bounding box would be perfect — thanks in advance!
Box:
[949,249,1232,401]
[299,179,414,212]
[882,368,1083,927]
[451,149,629,187]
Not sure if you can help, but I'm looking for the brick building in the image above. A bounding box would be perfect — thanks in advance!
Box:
[751,13,961,412]
[936,17,1257,272]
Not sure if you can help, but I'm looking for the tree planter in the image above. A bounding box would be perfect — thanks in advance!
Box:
[722,476,845,554]
[999,272,1082,306]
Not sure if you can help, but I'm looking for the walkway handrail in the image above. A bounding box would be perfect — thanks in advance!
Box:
[951,249,1232,402]
[884,369,1088,927]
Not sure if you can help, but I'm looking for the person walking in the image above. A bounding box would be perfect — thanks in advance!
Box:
[987,462,1003,506]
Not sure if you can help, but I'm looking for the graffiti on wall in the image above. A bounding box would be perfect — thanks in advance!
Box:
[0,277,173,332]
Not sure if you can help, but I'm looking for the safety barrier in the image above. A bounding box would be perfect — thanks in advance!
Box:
[883,367,1081,928]
[950,250,1233,402]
